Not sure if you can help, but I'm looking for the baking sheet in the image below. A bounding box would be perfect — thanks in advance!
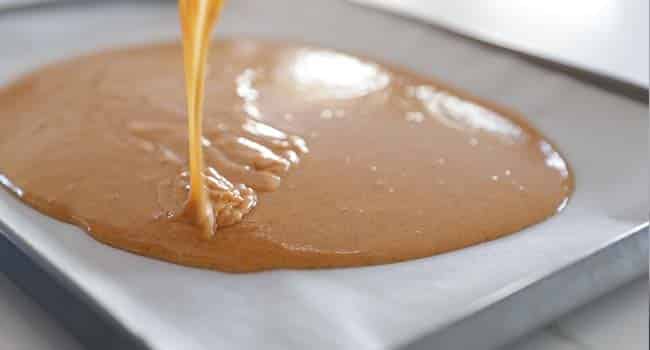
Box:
[0,1,647,349]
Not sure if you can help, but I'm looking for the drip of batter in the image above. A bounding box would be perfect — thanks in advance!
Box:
[0,42,573,270]
[180,0,225,237]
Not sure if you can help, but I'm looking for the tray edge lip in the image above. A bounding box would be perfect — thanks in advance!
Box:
[0,216,153,349]
[1,212,647,349]
[399,223,649,349]
[424,221,648,334]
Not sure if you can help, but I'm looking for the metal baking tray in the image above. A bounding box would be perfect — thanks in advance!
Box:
[0,1,647,349]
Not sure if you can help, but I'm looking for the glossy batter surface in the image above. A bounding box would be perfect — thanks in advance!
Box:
[0,40,572,272]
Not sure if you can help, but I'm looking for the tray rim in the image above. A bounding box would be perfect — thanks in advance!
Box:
[1,213,646,349]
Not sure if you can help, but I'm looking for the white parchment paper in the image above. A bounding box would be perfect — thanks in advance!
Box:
[0,1,647,349]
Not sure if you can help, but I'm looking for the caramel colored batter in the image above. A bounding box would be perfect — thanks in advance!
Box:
[179,0,227,237]
[0,40,572,272]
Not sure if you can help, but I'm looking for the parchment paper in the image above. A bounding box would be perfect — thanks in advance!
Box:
[0,1,647,349]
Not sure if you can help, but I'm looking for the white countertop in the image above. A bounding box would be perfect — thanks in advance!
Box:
[503,278,648,350]
[352,0,649,87]
[1,273,646,350]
